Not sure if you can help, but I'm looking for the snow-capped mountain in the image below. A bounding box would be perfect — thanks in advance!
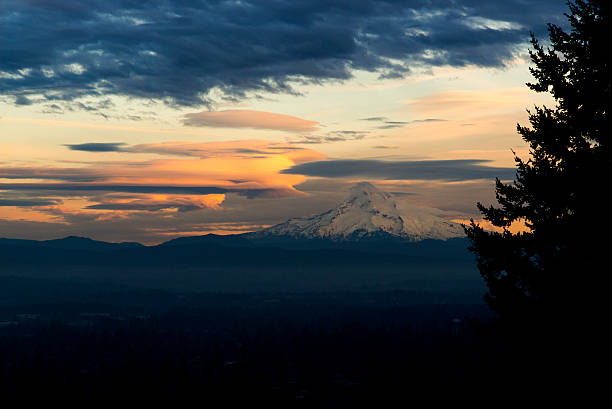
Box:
[252,182,466,242]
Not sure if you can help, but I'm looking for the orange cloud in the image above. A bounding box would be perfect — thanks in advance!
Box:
[183,110,319,132]
[0,140,326,225]
[2,140,324,189]
[92,141,323,191]
[87,193,227,212]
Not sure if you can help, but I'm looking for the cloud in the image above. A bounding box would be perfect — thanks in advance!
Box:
[14,95,32,106]
[60,140,324,164]
[0,167,107,182]
[1,0,566,108]
[85,194,226,212]
[0,198,60,207]
[0,140,327,231]
[1,184,228,195]
[66,142,127,152]
[409,118,447,124]
[183,110,319,132]
[389,192,417,197]
[282,159,515,181]
[2,184,300,199]
[288,130,369,144]
[359,116,447,129]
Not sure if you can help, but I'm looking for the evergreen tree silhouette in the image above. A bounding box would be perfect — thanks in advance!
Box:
[465,0,610,331]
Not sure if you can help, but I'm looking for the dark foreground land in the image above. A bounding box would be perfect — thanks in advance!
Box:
[0,237,560,404]
[0,287,499,405]
[4,275,568,406]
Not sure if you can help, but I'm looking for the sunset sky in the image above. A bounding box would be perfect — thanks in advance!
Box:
[1,0,564,243]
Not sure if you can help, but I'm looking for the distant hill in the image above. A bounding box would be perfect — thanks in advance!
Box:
[0,233,472,267]
[0,236,143,251]
[0,234,480,297]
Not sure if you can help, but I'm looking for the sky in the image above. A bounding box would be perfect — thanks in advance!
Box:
[0,0,565,244]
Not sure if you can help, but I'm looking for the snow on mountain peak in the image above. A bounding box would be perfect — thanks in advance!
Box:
[254,182,466,241]
[347,182,392,204]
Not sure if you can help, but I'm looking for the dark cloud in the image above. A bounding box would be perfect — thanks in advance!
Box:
[289,130,368,144]
[65,143,127,152]
[41,103,65,114]
[361,117,388,122]
[85,203,202,212]
[2,0,565,108]
[14,95,32,105]
[0,198,60,207]
[62,141,309,157]
[282,159,515,181]
[409,118,447,124]
[359,117,446,129]
[1,183,224,195]
[361,117,447,129]
[0,183,294,199]
[377,123,409,129]
[0,167,106,182]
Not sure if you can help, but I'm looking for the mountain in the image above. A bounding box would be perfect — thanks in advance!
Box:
[249,182,465,242]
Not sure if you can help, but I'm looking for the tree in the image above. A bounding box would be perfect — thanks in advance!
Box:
[465,0,610,330]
